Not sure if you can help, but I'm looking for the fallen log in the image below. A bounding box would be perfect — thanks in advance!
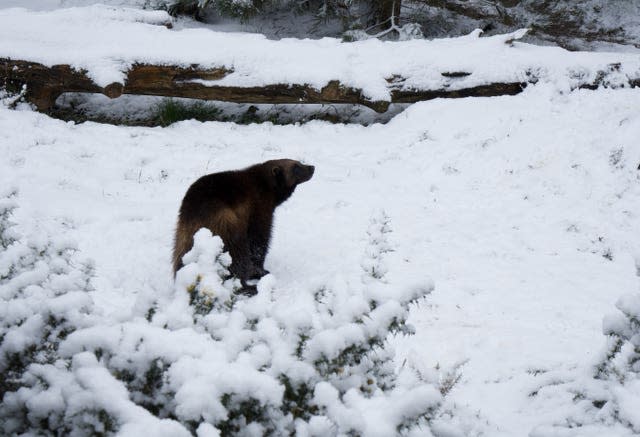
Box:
[1,58,531,113]
[1,58,636,114]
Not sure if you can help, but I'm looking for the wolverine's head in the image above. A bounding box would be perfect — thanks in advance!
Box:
[263,159,314,204]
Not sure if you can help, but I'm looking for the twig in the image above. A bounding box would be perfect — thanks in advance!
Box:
[370,1,402,39]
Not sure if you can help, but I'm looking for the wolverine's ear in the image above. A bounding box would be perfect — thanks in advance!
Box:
[272,166,282,177]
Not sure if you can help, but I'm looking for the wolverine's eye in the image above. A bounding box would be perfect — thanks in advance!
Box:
[293,164,302,176]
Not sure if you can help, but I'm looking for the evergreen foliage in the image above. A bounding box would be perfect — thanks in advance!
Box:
[533,293,640,435]
[0,193,440,436]
[0,189,98,434]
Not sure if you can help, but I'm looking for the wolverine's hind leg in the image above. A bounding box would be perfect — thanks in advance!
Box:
[214,208,260,294]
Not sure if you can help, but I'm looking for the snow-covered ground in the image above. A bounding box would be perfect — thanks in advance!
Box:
[2,83,640,435]
[2,4,640,437]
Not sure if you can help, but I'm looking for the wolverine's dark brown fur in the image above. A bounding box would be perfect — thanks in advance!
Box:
[173,159,314,291]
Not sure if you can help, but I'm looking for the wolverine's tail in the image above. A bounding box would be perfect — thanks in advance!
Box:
[172,220,195,276]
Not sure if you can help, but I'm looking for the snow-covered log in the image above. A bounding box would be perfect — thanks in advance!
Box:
[0,58,531,112]
[4,58,640,113]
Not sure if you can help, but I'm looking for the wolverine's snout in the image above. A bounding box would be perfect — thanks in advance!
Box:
[299,164,314,183]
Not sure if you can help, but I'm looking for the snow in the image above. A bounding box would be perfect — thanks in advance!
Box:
[2,82,639,434]
[2,6,640,100]
[2,2,640,435]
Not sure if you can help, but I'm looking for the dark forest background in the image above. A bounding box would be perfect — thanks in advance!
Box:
[164,0,640,50]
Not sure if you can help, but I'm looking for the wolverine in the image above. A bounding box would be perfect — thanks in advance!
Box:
[173,159,314,292]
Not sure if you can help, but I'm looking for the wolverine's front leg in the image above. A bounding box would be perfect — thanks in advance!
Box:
[249,244,270,280]
[226,234,259,295]
[248,214,272,279]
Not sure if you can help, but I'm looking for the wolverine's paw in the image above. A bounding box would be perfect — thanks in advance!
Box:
[236,283,258,296]
[249,266,270,280]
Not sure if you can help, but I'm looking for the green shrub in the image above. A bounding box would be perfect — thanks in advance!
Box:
[154,99,224,126]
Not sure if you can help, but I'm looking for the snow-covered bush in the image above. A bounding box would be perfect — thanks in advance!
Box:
[361,210,393,281]
[531,293,640,436]
[1,196,439,435]
[585,293,640,432]
[0,85,30,110]
[77,214,438,435]
[175,228,241,316]
[598,294,640,381]
[0,189,99,434]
